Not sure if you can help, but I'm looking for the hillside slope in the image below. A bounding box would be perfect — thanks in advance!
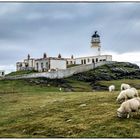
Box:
[0,91,140,138]
[2,62,140,92]
[71,62,140,82]
[69,62,140,90]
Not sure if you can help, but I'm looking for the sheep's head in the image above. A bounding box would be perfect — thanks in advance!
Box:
[116,95,124,104]
[117,108,127,118]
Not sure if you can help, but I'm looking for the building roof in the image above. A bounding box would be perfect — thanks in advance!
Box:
[24,58,35,61]
[16,62,22,64]
[92,31,100,38]
[35,57,66,61]
[74,55,112,60]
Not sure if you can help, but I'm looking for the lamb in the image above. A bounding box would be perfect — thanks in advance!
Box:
[121,83,131,91]
[117,97,140,118]
[109,85,115,92]
[116,88,139,103]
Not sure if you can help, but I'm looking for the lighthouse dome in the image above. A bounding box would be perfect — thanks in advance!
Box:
[92,31,100,38]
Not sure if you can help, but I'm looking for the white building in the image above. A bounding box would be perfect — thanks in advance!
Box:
[16,54,35,71]
[91,31,101,56]
[67,31,112,65]
[74,55,112,65]
[16,53,67,72]
[16,31,112,72]
[35,54,66,72]
[0,70,5,77]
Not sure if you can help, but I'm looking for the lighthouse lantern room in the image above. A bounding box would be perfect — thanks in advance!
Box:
[91,31,101,56]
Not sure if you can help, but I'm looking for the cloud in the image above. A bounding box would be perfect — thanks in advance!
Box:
[103,51,140,67]
[0,3,140,73]
[0,64,15,74]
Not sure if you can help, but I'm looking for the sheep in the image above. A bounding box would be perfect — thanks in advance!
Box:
[117,97,140,118]
[109,85,115,92]
[131,87,139,97]
[116,88,139,103]
[59,88,62,91]
[121,83,131,91]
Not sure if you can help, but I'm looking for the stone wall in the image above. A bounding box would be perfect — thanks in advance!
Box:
[4,61,114,80]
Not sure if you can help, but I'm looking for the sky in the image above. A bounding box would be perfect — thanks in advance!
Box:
[0,2,140,73]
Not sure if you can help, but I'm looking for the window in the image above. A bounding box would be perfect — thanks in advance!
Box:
[36,63,39,70]
[25,63,28,67]
[96,58,98,62]
[46,62,48,67]
[92,59,95,63]
[41,63,44,72]
[41,63,43,68]
[88,58,90,62]
[84,59,86,64]
[81,60,83,64]
[19,63,22,67]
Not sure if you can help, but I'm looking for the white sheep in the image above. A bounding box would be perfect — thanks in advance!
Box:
[117,97,140,118]
[116,88,139,103]
[121,83,131,91]
[131,87,139,96]
[109,85,115,92]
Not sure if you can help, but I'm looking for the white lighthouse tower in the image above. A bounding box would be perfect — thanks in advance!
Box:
[91,31,101,56]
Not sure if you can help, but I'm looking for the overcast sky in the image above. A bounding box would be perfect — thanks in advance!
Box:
[0,2,140,73]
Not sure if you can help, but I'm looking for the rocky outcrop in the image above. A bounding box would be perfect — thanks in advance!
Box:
[71,62,140,82]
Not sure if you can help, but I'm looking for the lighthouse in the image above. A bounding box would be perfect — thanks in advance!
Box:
[91,31,101,56]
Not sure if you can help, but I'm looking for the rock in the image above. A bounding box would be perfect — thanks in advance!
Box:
[23,129,26,133]
[66,119,72,122]
[79,104,87,107]
[33,130,46,135]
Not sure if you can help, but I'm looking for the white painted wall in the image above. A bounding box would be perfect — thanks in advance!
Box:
[24,59,35,68]
[0,70,5,77]
[5,61,115,80]
[75,58,82,64]
[28,59,35,67]
[50,59,66,70]
[91,47,101,56]
[35,59,49,72]
[75,55,112,65]
[67,59,76,65]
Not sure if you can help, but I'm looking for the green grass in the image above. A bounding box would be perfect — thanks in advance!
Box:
[65,78,92,92]
[1,79,140,138]
[97,79,140,90]
[0,79,60,93]
[0,91,140,138]
[0,78,93,93]
[6,70,38,77]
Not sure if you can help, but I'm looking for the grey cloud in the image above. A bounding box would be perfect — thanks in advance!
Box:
[0,3,140,73]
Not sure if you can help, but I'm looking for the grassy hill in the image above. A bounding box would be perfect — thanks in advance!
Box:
[0,78,93,93]
[4,62,140,92]
[1,62,140,137]
[0,90,140,138]
[70,62,140,81]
